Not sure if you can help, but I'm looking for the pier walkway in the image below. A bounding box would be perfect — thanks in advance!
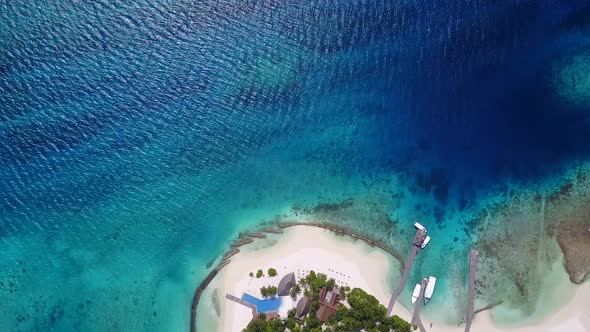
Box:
[411,278,428,332]
[225,294,257,317]
[464,249,479,332]
[387,229,426,316]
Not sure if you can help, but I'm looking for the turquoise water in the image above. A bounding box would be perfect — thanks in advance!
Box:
[242,294,282,313]
[1,1,590,330]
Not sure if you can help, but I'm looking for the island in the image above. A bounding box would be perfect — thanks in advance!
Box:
[194,223,590,332]
[240,270,412,332]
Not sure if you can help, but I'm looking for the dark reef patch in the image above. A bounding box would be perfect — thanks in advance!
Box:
[556,221,590,283]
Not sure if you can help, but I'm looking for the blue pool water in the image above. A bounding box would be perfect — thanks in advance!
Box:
[242,293,282,313]
[1,0,589,331]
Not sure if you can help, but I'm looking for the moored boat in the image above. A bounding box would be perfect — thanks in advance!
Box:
[424,276,437,304]
[421,235,431,249]
[411,283,421,304]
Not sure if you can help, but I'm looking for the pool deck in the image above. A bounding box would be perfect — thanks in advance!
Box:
[226,293,258,318]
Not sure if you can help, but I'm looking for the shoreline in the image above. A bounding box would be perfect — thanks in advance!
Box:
[192,222,589,332]
[190,221,406,331]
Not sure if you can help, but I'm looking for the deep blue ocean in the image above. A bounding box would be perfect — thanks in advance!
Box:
[1,1,589,330]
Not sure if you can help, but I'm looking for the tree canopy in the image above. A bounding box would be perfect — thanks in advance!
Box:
[242,271,413,332]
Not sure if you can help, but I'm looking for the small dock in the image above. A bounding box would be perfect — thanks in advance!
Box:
[464,249,479,332]
[225,293,257,317]
[387,228,426,316]
[411,278,428,332]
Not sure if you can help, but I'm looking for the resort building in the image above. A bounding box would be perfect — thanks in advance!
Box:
[264,311,280,320]
[316,287,340,323]
[277,272,296,296]
[295,296,311,320]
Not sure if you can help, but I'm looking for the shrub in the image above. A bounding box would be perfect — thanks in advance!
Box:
[290,284,301,300]
[256,269,263,278]
[268,268,278,277]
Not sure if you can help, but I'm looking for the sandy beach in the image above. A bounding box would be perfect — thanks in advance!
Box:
[197,225,589,332]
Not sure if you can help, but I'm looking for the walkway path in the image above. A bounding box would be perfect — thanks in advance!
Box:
[411,278,428,332]
[225,294,257,317]
[464,249,479,332]
[387,229,426,316]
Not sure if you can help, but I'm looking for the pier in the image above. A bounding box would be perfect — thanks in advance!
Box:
[464,249,479,332]
[387,228,426,316]
[225,293,257,317]
[410,278,428,332]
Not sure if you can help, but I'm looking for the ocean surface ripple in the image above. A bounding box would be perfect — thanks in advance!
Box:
[1,0,589,330]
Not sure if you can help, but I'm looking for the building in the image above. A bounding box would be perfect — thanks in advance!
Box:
[264,311,280,320]
[277,272,296,296]
[316,287,340,323]
[295,296,311,320]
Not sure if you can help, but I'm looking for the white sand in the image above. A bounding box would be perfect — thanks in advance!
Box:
[215,226,410,331]
[206,225,589,332]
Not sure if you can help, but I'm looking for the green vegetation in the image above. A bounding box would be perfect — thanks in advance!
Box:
[256,269,263,278]
[243,271,412,332]
[260,286,278,298]
[267,268,277,277]
[290,284,301,300]
[243,313,285,332]
[330,288,412,332]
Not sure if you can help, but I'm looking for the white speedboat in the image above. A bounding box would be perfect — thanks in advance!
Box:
[414,222,426,232]
[421,235,431,249]
[424,276,437,304]
[411,284,421,304]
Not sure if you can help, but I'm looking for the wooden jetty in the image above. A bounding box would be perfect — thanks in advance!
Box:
[387,229,426,316]
[464,249,479,332]
[225,293,257,317]
[411,278,428,332]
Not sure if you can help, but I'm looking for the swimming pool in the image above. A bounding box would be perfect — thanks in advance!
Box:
[242,293,282,313]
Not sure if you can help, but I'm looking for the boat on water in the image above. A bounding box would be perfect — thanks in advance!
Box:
[411,284,422,304]
[421,235,431,249]
[424,276,437,304]
[414,222,426,232]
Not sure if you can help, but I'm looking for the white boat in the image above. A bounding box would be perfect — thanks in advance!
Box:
[414,222,426,232]
[411,284,421,304]
[424,276,437,304]
[421,235,431,249]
